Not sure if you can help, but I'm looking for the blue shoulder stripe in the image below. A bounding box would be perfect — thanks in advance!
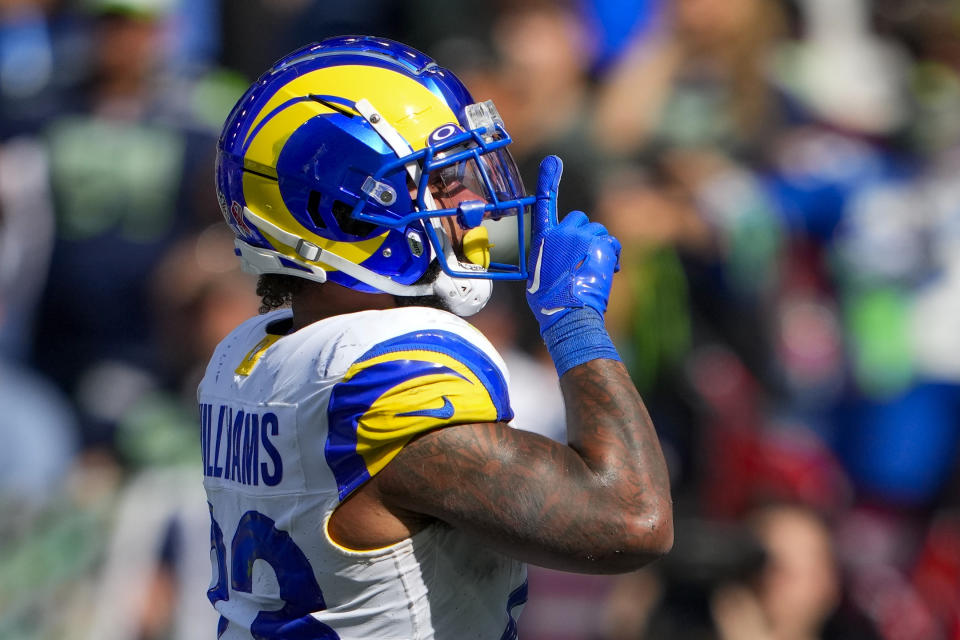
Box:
[359,330,512,420]
[326,358,468,498]
[324,329,513,500]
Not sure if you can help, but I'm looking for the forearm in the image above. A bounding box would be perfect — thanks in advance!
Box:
[530,303,672,568]
[561,357,673,561]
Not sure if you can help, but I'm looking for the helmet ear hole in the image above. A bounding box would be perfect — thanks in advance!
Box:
[307,191,328,230]
[330,200,377,238]
[306,194,380,239]
[332,200,378,238]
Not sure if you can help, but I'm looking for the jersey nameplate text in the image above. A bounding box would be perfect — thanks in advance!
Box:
[200,401,304,494]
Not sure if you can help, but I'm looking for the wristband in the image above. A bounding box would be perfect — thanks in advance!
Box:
[542,307,621,377]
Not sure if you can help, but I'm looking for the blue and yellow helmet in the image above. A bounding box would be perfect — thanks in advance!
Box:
[216,35,534,316]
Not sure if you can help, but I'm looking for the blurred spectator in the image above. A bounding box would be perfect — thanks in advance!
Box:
[83,468,220,640]
[729,504,853,640]
[602,507,879,640]
[489,0,604,217]
[0,356,78,512]
[0,131,77,523]
[30,0,230,448]
[0,448,120,638]
[607,518,768,640]
[584,0,794,497]
[0,0,88,139]
[592,0,788,157]
[0,136,55,359]
[772,0,909,140]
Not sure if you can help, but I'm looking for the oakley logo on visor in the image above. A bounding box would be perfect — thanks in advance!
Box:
[428,124,463,145]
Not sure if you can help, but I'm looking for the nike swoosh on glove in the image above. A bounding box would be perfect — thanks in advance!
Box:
[525,155,621,334]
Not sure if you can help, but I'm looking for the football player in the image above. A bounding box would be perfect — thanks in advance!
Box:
[200,35,672,639]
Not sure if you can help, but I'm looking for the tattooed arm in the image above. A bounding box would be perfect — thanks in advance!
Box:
[373,356,672,573]
[335,155,672,572]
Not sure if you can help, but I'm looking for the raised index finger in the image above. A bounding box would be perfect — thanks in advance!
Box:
[533,155,563,234]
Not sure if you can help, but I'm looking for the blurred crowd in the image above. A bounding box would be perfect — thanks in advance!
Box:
[2,0,960,638]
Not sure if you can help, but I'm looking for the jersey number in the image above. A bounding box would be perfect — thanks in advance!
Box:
[209,508,339,639]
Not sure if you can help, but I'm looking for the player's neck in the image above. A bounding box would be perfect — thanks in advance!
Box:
[290,283,395,332]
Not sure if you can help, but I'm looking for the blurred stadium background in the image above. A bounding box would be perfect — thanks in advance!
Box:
[2,0,960,638]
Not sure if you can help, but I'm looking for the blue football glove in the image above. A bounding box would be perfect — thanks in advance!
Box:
[525,155,621,334]
[525,156,623,377]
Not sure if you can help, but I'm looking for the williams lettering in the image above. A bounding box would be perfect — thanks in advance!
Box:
[200,404,284,487]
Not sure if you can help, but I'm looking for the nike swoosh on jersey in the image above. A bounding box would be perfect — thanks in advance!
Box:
[540,307,566,316]
[526,239,546,294]
[396,396,455,420]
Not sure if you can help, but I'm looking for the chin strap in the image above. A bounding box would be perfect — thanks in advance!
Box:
[240,206,490,315]
[235,207,493,317]
[240,207,434,296]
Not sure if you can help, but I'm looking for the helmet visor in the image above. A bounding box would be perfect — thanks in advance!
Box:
[425,138,528,223]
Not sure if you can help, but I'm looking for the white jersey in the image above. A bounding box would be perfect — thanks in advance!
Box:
[198,306,527,640]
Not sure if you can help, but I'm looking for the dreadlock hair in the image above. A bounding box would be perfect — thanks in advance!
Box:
[256,274,305,314]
